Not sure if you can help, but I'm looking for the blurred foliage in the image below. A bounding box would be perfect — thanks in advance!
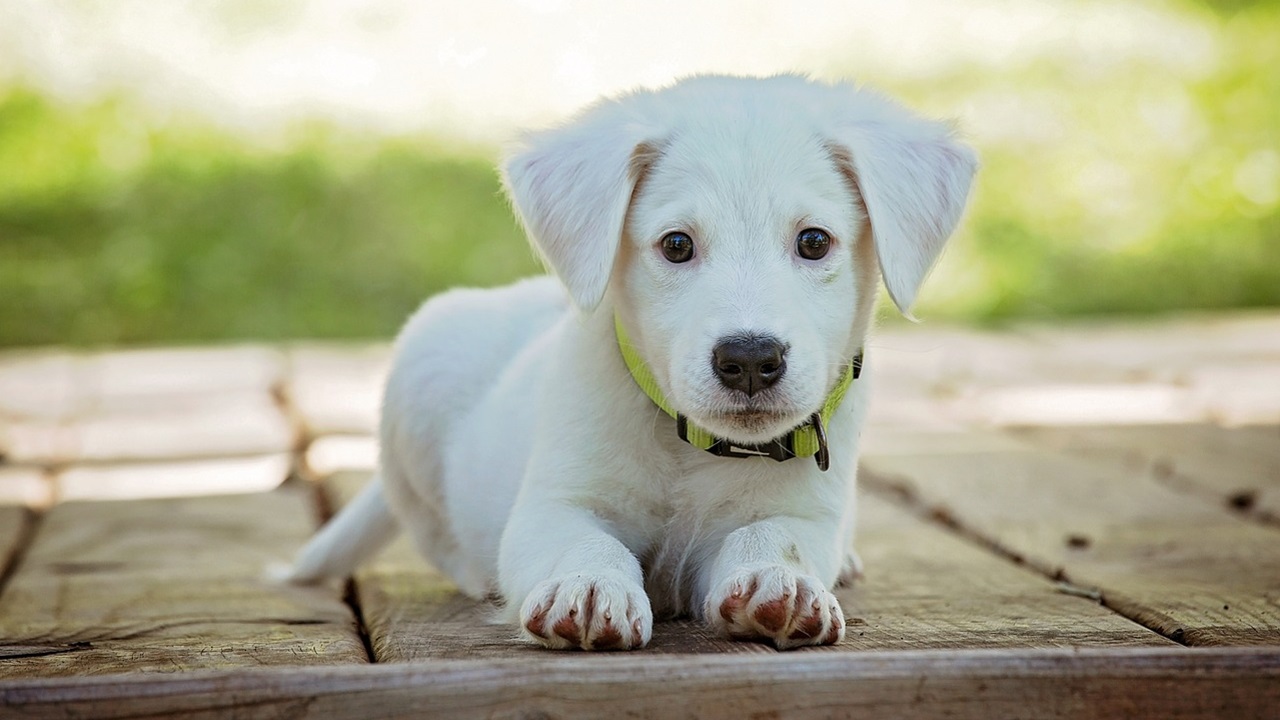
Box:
[0,90,538,347]
[890,0,1280,321]
[1,0,1278,347]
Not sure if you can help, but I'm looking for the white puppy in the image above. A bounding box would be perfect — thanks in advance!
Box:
[290,75,976,650]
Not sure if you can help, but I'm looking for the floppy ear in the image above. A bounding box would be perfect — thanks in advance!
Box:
[828,108,977,314]
[501,106,656,311]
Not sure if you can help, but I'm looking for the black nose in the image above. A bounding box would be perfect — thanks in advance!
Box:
[712,336,787,397]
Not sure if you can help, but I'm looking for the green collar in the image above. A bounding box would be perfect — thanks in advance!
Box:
[615,315,861,471]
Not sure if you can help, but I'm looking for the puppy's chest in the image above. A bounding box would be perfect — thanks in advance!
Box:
[634,458,764,523]
[641,460,808,615]
[664,456,815,519]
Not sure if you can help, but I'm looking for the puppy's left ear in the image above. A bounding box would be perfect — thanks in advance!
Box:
[828,104,977,314]
[501,106,657,312]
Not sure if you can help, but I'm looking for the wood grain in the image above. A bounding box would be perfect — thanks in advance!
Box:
[1,647,1276,719]
[0,506,30,589]
[1012,424,1280,521]
[325,472,1168,659]
[0,488,368,677]
[846,493,1171,650]
[862,435,1280,646]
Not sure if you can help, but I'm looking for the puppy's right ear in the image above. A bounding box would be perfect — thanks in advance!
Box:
[825,92,977,316]
[501,105,657,312]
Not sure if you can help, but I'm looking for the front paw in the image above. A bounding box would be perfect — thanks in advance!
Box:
[519,572,653,650]
[706,566,844,649]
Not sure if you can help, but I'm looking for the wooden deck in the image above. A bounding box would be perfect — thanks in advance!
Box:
[1,313,1278,718]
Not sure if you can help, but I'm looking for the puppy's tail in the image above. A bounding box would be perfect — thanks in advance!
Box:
[285,474,399,583]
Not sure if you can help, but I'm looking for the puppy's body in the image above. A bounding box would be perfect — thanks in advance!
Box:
[291,75,975,650]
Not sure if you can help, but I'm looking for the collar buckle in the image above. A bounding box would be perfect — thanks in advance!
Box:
[707,435,797,463]
[809,412,830,471]
[678,413,829,470]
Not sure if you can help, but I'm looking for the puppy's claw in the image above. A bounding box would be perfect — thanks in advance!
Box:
[707,566,843,650]
[519,573,652,651]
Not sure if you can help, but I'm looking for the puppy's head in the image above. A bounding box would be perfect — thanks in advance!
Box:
[503,75,976,444]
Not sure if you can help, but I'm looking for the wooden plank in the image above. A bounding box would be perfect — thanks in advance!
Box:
[287,345,390,436]
[1187,365,1280,425]
[1016,312,1280,378]
[863,325,1046,431]
[0,506,29,586]
[863,334,1211,430]
[0,420,76,467]
[871,314,1280,429]
[326,472,1167,658]
[0,345,284,417]
[80,346,285,413]
[55,454,291,502]
[5,396,295,466]
[1009,314,1280,425]
[0,346,291,465]
[860,425,1035,456]
[1,647,1276,719]
[0,467,53,508]
[1012,424,1280,521]
[848,493,1171,650]
[958,382,1204,427]
[0,352,81,421]
[871,324,1051,387]
[304,435,377,478]
[862,438,1280,646]
[0,487,368,677]
[71,394,295,463]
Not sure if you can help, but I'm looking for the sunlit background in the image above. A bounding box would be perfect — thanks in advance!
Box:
[1,0,1277,347]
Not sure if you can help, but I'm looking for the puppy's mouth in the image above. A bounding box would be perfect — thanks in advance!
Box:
[719,409,783,431]
[701,402,810,442]
[719,406,787,423]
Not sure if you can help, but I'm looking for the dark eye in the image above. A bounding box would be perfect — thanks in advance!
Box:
[660,232,695,263]
[796,228,831,260]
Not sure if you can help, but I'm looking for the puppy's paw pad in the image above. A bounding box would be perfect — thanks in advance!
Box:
[707,566,844,649]
[752,595,791,633]
[519,573,652,651]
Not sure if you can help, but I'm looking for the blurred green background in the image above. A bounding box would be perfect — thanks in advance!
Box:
[0,0,1276,348]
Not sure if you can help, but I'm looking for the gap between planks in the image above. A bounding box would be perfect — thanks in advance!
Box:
[859,425,1280,648]
[0,488,370,678]
[306,472,378,665]
[859,473,1190,647]
[0,507,40,603]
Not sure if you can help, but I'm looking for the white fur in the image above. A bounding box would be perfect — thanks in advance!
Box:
[289,75,976,650]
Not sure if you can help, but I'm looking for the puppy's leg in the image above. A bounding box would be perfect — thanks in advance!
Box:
[702,518,845,650]
[287,474,399,583]
[836,549,865,587]
[500,502,652,651]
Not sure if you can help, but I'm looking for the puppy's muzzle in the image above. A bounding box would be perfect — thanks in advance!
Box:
[712,335,787,397]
